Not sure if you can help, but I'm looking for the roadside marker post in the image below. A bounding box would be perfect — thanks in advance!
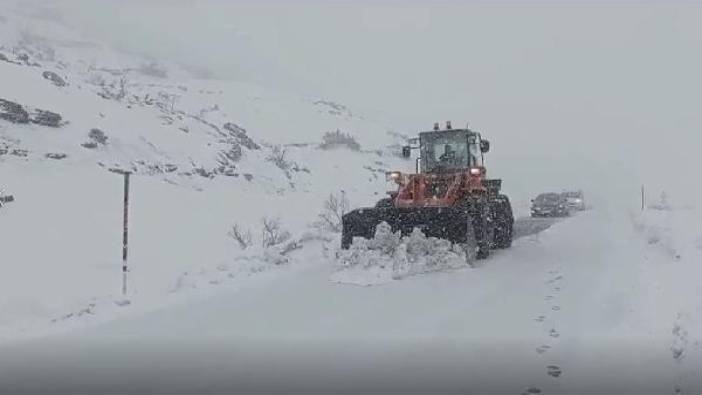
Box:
[120,171,131,296]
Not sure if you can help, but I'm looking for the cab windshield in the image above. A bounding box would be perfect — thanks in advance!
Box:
[421,131,481,172]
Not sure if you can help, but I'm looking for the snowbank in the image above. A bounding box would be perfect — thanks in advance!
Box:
[632,206,702,261]
[628,205,702,379]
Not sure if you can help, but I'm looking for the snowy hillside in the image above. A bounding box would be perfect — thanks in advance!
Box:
[0,5,412,343]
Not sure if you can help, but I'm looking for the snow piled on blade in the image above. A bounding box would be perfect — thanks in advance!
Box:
[331,222,468,286]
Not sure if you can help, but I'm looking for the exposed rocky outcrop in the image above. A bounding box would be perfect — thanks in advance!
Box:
[223,123,260,150]
[16,53,40,67]
[45,152,67,160]
[193,167,215,179]
[0,98,63,127]
[30,109,62,127]
[42,70,66,87]
[216,145,242,176]
[0,99,30,124]
[213,123,261,177]
[10,149,28,157]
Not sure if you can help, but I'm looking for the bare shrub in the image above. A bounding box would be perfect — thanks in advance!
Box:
[228,223,252,249]
[316,192,349,233]
[89,128,108,145]
[95,76,127,101]
[115,77,127,100]
[157,91,179,113]
[261,217,291,248]
[319,129,361,151]
[42,71,66,87]
[267,145,289,170]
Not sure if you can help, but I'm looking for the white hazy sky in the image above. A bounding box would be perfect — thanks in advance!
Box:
[24,1,702,202]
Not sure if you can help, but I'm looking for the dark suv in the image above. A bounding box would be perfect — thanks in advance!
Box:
[531,193,570,217]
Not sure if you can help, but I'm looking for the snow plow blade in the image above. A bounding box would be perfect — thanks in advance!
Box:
[341,207,465,249]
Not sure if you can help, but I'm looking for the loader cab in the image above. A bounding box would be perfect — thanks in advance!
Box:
[418,129,487,174]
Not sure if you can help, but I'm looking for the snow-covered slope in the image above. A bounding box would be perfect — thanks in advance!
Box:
[0,4,410,342]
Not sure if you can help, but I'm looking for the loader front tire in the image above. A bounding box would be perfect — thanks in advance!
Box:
[492,195,514,249]
[458,197,492,260]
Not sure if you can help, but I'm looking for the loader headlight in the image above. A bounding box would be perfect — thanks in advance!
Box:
[386,171,402,183]
[469,167,481,176]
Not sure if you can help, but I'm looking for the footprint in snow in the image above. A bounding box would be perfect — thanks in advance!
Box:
[544,295,554,301]
[534,315,546,322]
[521,387,542,394]
[547,365,562,378]
[553,286,561,292]
[536,345,551,354]
[672,347,684,361]
[552,306,561,311]
[672,315,689,362]
[549,328,560,338]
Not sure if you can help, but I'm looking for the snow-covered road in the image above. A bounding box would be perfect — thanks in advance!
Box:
[1,208,699,394]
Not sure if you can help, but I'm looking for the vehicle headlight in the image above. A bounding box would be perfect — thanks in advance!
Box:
[386,171,402,183]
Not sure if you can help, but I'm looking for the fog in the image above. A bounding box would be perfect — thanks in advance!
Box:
[26,1,702,204]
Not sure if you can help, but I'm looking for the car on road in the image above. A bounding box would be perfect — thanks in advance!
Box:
[531,192,570,217]
[561,190,586,211]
